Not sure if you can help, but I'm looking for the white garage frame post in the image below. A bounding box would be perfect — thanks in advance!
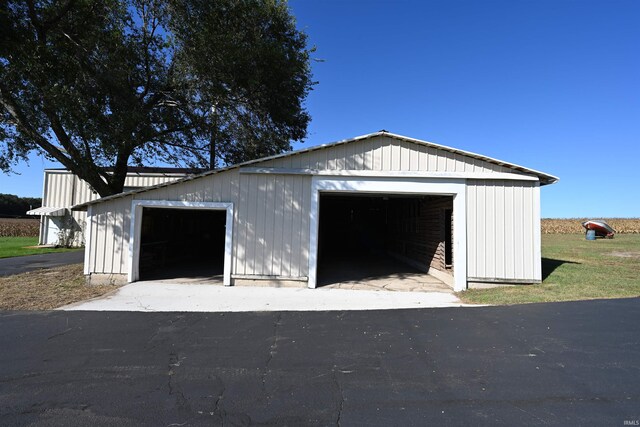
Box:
[83,205,93,275]
[128,200,234,286]
[308,177,467,292]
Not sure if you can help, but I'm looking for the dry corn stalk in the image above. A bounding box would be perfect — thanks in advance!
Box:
[541,218,640,234]
[0,218,40,237]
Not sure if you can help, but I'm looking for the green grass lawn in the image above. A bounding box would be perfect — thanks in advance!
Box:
[459,234,640,305]
[0,237,81,259]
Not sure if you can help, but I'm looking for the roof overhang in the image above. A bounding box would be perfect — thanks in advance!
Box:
[26,206,67,216]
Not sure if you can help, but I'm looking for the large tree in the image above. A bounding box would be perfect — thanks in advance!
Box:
[0,0,313,196]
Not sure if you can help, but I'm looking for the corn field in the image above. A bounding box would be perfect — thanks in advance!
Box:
[542,218,640,234]
[0,218,40,237]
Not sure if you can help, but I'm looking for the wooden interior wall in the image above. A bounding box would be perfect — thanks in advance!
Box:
[386,196,453,273]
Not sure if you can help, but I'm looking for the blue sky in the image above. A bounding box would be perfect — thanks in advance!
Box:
[1,0,638,218]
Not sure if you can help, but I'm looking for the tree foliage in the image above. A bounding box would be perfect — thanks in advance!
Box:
[0,0,313,196]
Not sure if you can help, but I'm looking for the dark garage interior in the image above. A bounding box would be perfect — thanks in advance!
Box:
[139,207,226,281]
[317,193,453,286]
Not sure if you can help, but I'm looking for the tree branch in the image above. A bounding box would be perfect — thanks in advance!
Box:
[0,83,71,169]
[40,103,85,164]
[43,1,76,30]
[153,139,207,152]
[148,125,192,140]
[26,0,46,43]
[0,82,112,196]
[138,2,159,101]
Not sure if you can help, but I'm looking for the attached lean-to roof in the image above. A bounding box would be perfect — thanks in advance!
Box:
[72,131,559,211]
[27,206,67,216]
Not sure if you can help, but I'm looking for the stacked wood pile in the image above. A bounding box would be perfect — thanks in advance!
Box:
[542,218,640,234]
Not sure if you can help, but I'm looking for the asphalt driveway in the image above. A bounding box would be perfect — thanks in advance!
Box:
[0,250,84,276]
[1,298,639,426]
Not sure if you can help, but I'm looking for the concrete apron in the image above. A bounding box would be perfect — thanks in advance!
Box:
[61,275,467,312]
[132,270,452,293]
[319,272,452,293]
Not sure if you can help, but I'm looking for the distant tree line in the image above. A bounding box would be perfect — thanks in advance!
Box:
[0,193,41,218]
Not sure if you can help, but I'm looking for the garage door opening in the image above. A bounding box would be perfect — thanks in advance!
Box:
[316,193,453,289]
[138,207,226,282]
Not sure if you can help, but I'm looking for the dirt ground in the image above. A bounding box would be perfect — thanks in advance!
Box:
[0,263,119,310]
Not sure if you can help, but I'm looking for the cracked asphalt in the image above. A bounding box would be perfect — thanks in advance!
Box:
[1,298,639,426]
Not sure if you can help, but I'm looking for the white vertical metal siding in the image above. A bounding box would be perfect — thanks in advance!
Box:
[466,179,541,282]
[87,196,132,274]
[131,170,311,278]
[43,170,187,207]
[87,136,544,285]
[259,136,512,173]
[40,170,185,246]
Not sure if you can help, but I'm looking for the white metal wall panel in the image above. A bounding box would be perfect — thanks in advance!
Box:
[124,174,185,189]
[88,196,132,274]
[466,179,540,282]
[43,170,185,208]
[43,172,70,207]
[118,170,311,279]
[41,170,184,246]
[259,136,510,174]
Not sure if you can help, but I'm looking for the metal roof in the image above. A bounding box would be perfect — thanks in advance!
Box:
[72,131,559,211]
[26,206,67,216]
[45,166,201,175]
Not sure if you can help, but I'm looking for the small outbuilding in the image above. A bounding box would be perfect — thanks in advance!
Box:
[74,131,558,291]
[27,168,193,247]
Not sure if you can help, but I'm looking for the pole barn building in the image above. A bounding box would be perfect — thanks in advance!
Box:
[74,131,558,292]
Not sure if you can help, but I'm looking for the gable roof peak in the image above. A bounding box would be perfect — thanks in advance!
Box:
[72,130,558,210]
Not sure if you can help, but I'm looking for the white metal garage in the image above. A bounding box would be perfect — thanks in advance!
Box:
[74,131,558,291]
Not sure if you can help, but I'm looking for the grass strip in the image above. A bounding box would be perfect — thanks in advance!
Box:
[0,237,80,259]
[459,234,640,305]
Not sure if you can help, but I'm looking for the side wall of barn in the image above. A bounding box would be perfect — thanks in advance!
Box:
[40,170,185,247]
[86,170,313,281]
[466,180,541,284]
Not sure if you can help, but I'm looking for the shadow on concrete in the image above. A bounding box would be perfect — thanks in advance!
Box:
[542,257,580,281]
[140,260,223,282]
[317,250,425,286]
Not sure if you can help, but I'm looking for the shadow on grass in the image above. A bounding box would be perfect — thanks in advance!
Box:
[542,257,580,281]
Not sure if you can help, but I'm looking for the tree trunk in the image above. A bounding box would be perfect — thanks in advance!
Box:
[209,132,216,171]
[209,107,219,170]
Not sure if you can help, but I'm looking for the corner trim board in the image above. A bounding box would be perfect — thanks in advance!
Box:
[532,183,542,281]
[83,205,93,275]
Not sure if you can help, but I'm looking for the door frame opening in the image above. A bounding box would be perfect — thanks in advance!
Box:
[129,200,234,285]
[308,177,467,291]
